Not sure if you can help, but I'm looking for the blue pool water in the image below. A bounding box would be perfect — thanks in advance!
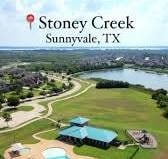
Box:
[42,148,69,159]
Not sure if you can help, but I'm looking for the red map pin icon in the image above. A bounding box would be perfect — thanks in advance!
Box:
[26,14,35,30]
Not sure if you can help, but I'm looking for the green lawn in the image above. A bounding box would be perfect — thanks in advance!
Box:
[74,145,139,159]
[49,87,168,159]
[40,80,63,90]
[0,119,55,158]
[4,81,62,98]
[4,79,63,99]
[0,79,88,156]
[1,81,167,159]
[38,129,59,140]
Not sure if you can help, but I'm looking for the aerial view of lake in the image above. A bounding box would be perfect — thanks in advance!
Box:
[80,68,168,90]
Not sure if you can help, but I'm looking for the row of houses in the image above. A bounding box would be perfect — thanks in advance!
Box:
[0,68,46,92]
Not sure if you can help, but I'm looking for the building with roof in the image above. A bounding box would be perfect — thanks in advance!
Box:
[69,116,89,126]
[59,117,118,148]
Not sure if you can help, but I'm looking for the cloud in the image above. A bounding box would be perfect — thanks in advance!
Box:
[0,0,168,47]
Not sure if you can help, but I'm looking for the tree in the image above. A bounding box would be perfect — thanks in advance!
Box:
[163,107,168,118]
[11,80,23,94]
[47,81,55,87]
[50,79,55,83]
[43,76,48,83]
[51,86,61,93]
[96,80,129,89]
[67,77,72,81]
[39,91,46,96]
[155,89,167,96]
[19,93,26,100]
[0,103,2,110]
[152,89,167,100]
[152,92,158,100]
[2,112,12,127]
[29,87,33,91]
[26,91,34,98]
[62,83,67,90]
[158,100,168,108]
[151,89,168,119]
[56,119,62,129]
[0,94,5,103]
[69,82,73,88]
[7,96,20,107]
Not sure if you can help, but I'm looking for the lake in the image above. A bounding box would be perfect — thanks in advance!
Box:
[80,68,168,90]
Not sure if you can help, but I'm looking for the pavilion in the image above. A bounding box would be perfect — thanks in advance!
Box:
[59,117,118,148]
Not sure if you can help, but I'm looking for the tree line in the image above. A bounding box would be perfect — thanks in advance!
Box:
[152,89,168,118]
[19,62,123,74]
[96,79,129,89]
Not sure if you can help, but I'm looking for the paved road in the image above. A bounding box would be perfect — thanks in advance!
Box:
[0,79,94,134]
[0,80,80,131]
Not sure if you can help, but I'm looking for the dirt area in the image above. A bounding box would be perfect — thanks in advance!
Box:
[4,139,94,159]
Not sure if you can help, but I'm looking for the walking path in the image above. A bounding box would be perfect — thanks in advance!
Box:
[0,78,94,134]
[3,77,95,159]
[4,128,94,159]
[0,103,45,128]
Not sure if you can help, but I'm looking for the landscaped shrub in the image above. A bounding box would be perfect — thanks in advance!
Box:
[39,91,47,96]
[26,91,34,98]
[19,93,27,99]
[0,94,5,103]
[51,86,61,93]
[50,79,55,83]
[7,95,20,107]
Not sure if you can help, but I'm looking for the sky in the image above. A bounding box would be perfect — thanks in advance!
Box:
[0,0,168,47]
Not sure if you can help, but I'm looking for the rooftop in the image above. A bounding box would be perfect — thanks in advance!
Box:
[59,125,118,143]
[69,116,90,125]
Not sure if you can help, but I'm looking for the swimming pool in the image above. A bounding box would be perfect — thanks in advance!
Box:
[42,148,69,159]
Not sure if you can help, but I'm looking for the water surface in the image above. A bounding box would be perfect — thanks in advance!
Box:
[80,68,168,90]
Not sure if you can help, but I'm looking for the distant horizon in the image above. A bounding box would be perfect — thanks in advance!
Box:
[0,46,168,51]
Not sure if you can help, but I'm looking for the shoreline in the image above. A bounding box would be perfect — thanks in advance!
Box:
[73,66,168,77]
[75,67,168,91]
[127,65,168,74]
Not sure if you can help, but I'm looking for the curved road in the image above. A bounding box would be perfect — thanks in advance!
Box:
[0,79,94,134]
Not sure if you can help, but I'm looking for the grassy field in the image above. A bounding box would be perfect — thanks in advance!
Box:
[0,119,55,158]
[0,80,167,159]
[48,87,168,159]
[40,80,63,90]
[0,79,89,158]
[38,129,59,140]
